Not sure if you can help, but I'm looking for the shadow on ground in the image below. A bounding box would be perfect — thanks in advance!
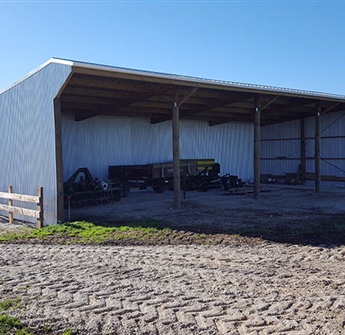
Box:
[77,213,345,247]
[67,186,345,248]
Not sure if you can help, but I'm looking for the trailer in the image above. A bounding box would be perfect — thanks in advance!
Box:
[108,159,221,193]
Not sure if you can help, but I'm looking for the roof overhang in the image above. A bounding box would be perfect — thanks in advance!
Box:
[5,58,345,126]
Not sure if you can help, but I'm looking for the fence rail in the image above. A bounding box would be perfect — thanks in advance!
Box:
[0,186,43,228]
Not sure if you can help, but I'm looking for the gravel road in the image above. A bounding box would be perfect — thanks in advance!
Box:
[1,243,345,335]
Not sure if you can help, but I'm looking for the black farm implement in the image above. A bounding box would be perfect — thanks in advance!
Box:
[63,167,123,208]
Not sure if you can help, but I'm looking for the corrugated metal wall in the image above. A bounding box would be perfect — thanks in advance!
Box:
[261,110,345,186]
[0,63,72,224]
[261,119,301,176]
[62,115,254,182]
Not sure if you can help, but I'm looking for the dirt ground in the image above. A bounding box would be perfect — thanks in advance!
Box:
[68,184,345,246]
[1,184,345,334]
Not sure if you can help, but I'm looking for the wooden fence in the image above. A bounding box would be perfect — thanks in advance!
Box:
[0,186,43,229]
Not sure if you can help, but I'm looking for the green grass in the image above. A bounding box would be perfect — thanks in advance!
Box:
[0,220,181,244]
[0,298,73,335]
[2,215,344,246]
[0,298,22,311]
[0,298,30,335]
[0,313,72,335]
[0,219,223,246]
[0,314,21,335]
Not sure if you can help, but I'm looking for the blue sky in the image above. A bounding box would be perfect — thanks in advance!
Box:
[1,0,345,95]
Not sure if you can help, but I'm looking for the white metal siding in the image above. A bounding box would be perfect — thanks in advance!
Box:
[261,120,301,176]
[62,115,254,182]
[180,121,253,180]
[261,111,345,186]
[0,63,72,224]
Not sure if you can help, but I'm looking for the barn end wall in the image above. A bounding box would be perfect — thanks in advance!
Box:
[61,115,254,183]
[261,110,345,187]
[0,63,72,224]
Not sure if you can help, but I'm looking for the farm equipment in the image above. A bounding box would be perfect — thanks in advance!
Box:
[221,174,244,191]
[187,163,222,191]
[108,159,223,193]
[63,167,123,208]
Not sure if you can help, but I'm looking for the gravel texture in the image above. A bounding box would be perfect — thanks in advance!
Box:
[1,243,345,334]
[0,185,345,334]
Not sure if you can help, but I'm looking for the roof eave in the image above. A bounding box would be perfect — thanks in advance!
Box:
[70,59,345,102]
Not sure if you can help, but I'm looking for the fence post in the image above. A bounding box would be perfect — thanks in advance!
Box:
[37,187,43,229]
[8,186,13,224]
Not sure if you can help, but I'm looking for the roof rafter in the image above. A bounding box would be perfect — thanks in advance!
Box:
[150,92,254,124]
[57,63,345,126]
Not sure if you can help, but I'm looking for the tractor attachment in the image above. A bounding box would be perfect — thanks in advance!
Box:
[63,167,123,208]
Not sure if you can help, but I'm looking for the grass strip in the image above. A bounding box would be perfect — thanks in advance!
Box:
[0,220,210,245]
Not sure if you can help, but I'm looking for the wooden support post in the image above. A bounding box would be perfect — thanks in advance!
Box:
[54,98,64,223]
[315,104,321,193]
[300,117,306,185]
[8,186,13,224]
[254,97,261,199]
[172,90,181,209]
[37,187,43,229]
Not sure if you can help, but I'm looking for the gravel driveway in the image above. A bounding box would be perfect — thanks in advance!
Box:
[1,242,345,334]
[1,185,345,334]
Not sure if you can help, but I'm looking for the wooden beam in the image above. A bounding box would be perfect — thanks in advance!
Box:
[61,93,130,105]
[172,90,181,209]
[71,105,171,121]
[151,106,255,124]
[300,116,306,185]
[324,102,342,114]
[152,93,253,124]
[63,86,135,99]
[74,113,97,122]
[315,103,321,193]
[0,191,39,203]
[262,105,317,116]
[72,67,345,102]
[179,86,199,107]
[0,187,43,227]
[64,85,173,111]
[260,95,281,112]
[68,75,253,101]
[72,66,261,94]
[0,204,40,218]
[37,187,43,229]
[208,114,253,126]
[68,73,173,93]
[54,98,64,222]
[63,100,182,112]
[56,71,74,98]
[254,97,261,199]
[8,186,13,224]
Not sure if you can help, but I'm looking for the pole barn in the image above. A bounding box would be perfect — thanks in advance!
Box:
[1,58,345,225]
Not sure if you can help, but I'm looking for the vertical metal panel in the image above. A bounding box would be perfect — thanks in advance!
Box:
[261,110,345,186]
[261,119,301,139]
[180,121,254,181]
[261,120,301,176]
[0,63,72,224]
[62,115,172,180]
[306,111,345,186]
[62,116,254,182]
